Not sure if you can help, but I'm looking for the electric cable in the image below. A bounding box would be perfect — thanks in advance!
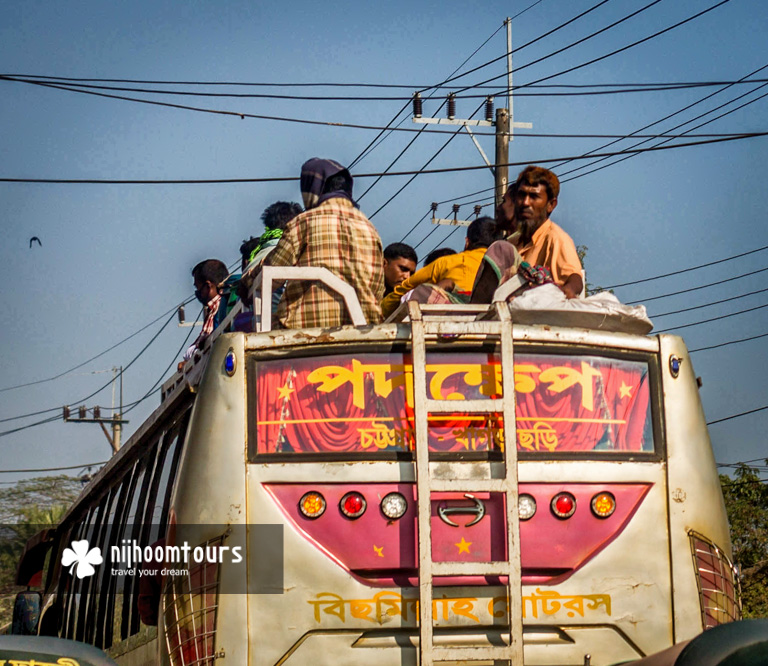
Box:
[4,131,768,186]
[0,297,195,393]
[626,266,768,305]
[400,208,434,243]
[690,331,768,353]
[0,461,108,474]
[605,245,768,290]
[708,405,768,426]
[430,0,616,90]
[352,21,502,175]
[650,287,768,318]
[655,301,768,333]
[465,0,731,97]
[0,310,177,435]
[562,76,768,183]
[368,99,487,220]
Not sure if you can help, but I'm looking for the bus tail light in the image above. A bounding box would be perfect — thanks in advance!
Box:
[689,531,742,629]
[551,492,576,519]
[590,492,616,518]
[340,492,367,519]
[299,491,326,519]
[518,493,537,520]
[380,492,407,519]
[163,536,222,666]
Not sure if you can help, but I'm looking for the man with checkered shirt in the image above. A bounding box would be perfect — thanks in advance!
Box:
[264,158,385,329]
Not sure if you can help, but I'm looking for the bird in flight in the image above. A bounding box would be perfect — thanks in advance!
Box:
[29,236,42,248]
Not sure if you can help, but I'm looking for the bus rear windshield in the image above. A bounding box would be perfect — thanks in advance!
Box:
[253,351,655,457]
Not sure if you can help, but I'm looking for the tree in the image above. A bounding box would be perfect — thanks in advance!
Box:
[0,475,84,628]
[720,462,768,618]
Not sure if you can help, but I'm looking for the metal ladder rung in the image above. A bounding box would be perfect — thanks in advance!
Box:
[425,398,504,413]
[431,561,512,577]
[432,646,518,662]
[428,478,510,493]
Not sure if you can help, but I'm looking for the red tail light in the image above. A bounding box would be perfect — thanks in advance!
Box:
[340,492,366,519]
[551,492,576,519]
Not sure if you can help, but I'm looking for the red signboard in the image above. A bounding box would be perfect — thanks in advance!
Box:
[255,352,653,455]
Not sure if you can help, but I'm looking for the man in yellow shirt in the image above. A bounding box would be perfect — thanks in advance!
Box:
[381,217,499,318]
[472,165,583,303]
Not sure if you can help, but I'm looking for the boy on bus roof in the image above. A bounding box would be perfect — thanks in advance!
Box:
[382,242,418,297]
[380,216,500,318]
[471,165,583,303]
[263,157,385,328]
[178,259,237,370]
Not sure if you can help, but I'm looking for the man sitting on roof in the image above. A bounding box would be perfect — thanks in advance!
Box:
[263,158,385,328]
[471,165,583,303]
[381,216,499,318]
[178,259,236,370]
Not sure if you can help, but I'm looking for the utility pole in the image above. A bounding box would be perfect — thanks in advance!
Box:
[63,367,127,455]
[495,16,532,206]
[413,17,531,212]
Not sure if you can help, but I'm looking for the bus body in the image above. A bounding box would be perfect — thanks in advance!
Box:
[20,283,740,665]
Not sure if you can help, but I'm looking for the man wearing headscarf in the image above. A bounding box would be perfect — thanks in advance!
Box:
[264,158,385,328]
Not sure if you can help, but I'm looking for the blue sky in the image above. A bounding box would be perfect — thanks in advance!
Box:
[1,0,766,481]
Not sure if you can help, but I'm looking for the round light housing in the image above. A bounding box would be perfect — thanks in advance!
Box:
[518,494,537,521]
[340,492,367,519]
[299,491,326,519]
[224,349,237,376]
[591,492,616,518]
[551,492,577,519]
[669,354,682,378]
[381,492,408,519]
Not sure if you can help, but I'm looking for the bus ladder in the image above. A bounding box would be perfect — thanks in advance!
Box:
[408,300,523,666]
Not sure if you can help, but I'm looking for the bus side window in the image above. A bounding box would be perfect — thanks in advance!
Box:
[74,497,109,643]
[60,507,94,640]
[115,458,152,642]
[154,409,189,528]
[95,469,135,649]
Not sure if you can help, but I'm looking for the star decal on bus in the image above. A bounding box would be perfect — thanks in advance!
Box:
[455,537,472,554]
[373,545,384,557]
[277,383,295,400]
[619,382,633,398]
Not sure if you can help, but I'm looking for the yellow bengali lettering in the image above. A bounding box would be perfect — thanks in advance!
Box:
[538,362,602,411]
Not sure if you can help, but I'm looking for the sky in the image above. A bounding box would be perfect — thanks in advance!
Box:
[1,0,766,484]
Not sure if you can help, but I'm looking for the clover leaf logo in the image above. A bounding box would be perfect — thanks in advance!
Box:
[61,539,103,579]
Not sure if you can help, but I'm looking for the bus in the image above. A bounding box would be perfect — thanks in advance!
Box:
[13,267,744,665]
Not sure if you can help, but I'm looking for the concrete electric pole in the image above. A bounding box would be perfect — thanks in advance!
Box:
[412,16,532,223]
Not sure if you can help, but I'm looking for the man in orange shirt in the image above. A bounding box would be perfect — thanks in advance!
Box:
[471,165,583,303]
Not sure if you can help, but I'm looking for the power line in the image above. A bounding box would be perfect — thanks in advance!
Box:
[690,331,768,353]
[0,297,193,393]
[4,131,768,186]
[708,405,768,426]
[627,266,768,305]
[561,75,768,184]
[650,287,768,318]
[11,72,768,93]
[400,208,434,244]
[655,301,768,333]
[433,0,616,90]
[0,310,177,436]
[3,75,765,142]
[498,0,732,93]
[606,245,768,290]
[0,461,107,474]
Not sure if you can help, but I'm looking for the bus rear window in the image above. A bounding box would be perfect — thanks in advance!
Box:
[253,351,655,457]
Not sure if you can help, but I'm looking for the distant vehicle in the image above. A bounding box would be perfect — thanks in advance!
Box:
[13,267,757,665]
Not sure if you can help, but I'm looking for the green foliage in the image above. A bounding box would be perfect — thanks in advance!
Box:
[575,244,611,296]
[0,475,83,628]
[720,462,768,618]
